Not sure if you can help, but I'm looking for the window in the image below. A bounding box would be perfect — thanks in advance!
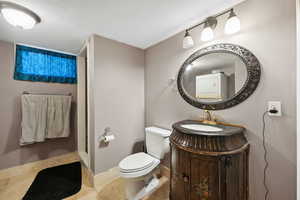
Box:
[14,45,77,84]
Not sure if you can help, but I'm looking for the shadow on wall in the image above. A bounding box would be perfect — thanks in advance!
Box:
[131,140,170,168]
[132,140,146,154]
[2,95,77,168]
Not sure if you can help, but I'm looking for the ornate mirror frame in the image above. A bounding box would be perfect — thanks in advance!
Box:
[177,43,261,110]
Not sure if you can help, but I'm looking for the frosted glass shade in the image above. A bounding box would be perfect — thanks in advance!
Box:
[183,35,194,49]
[201,27,214,41]
[225,15,241,34]
[1,8,36,29]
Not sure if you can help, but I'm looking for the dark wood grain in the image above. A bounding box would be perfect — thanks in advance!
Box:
[170,121,249,200]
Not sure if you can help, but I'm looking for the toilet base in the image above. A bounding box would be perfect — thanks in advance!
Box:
[124,173,160,200]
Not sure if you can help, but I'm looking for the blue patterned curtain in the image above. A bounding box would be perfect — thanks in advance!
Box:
[14,45,77,84]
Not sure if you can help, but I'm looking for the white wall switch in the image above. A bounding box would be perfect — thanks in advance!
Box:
[268,101,282,116]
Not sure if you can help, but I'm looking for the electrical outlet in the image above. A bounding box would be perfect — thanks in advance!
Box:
[268,101,282,116]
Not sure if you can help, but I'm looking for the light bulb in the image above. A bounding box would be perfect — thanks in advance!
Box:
[201,25,214,41]
[225,10,241,34]
[182,31,194,49]
[1,8,36,29]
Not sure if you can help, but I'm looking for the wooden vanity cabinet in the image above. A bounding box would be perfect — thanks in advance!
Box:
[170,121,249,200]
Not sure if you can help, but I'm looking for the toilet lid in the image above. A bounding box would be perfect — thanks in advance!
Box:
[119,152,155,172]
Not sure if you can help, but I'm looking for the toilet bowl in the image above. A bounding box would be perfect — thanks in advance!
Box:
[118,127,171,200]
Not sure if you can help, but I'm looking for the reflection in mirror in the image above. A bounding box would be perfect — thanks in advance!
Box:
[182,53,247,103]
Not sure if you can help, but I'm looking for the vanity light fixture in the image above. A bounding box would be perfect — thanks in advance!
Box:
[182,7,241,48]
[0,1,41,29]
[182,30,194,49]
[201,22,214,42]
[201,23,214,41]
[224,9,241,34]
[201,18,217,42]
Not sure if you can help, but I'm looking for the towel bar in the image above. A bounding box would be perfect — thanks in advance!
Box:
[22,91,72,96]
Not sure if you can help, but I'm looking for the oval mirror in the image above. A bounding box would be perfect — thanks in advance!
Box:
[178,44,261,110]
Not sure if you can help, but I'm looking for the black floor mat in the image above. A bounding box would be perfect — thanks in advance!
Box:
[23,162,82,200]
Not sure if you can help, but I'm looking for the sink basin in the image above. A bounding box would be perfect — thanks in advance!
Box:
[173,120,244,137]
[181,124,223,132]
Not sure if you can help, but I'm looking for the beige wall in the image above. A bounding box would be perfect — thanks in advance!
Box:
[0,41,77,170]
[91,35,145,174]
[145,0,296,199]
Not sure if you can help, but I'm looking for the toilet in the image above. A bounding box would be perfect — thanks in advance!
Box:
[118,127,171,200]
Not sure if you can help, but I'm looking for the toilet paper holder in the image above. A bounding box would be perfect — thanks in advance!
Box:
[99,127,115,143]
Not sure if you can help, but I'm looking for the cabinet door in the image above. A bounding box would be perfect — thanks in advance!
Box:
[170,145,191,200]
[224,151,249,200]
[190,155,220,200]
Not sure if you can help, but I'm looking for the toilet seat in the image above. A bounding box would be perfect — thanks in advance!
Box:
[119,153,155,172]
[119,152,160,178]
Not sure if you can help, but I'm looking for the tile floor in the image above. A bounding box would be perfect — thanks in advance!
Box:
[0,152,169,200]
[97,176,169,200]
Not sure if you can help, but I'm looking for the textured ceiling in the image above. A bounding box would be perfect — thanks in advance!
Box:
[0,0,244,54]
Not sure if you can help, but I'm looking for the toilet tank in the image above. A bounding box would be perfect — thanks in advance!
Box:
[145,127,172,159]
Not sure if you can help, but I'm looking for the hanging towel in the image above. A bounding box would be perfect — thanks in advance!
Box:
[20,95,48,145]
[46,95,72,138]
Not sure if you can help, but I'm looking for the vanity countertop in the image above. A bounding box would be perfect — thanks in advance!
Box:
[171,120,248,154]
[172,120,245,137]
